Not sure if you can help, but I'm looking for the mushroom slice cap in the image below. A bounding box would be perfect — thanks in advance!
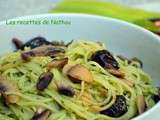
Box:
[108,69,125,78]
[62,63,75,75]
[0,76,19,104]
[136,95,146,114]
[47,58,68,69]
[67,64,93,83]
[21,45,65,61]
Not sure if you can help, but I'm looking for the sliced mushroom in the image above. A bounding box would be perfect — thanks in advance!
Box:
[37,72,53,91]
[136,95,146,114]
[0,76,19,104]
[108,69,125,78]
[21,45,65,61]
[62,63,75,75]
[32,109,51,120]
[12,38,24,50]
[67,64,93,83]
[47,58,68,70]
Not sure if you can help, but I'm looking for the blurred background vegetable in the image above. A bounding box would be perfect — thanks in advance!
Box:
[50,0,160,35]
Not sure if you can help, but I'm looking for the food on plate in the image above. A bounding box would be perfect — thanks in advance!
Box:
[0,36,159,120]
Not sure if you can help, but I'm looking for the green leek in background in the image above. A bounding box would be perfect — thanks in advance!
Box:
[50,0,160,33]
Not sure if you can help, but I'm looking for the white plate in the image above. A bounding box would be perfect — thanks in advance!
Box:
[0,13,160,120]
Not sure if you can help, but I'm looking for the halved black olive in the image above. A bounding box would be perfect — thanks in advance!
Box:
[152,94,160,103]
[21,36,52,49]
[91,50,119,69]
[37,72,53,91]
[32,109,51,120]
[57,85,75,97]
[152,88,160,103]
[100,95,127,117]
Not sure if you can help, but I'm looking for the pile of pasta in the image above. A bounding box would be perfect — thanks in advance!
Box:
[0,40,158,120]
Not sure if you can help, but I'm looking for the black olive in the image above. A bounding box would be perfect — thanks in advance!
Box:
[152,94,160,103]
[57,85,75,97]
[37,72,53,91]
[32,109,51,120]
[91,50,119,69]
[100,95,127,117]
[152,88,160,103]
[0,84,7,92]
[21,36,52,49]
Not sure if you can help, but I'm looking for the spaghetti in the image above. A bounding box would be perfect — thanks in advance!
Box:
[0,40,159,120]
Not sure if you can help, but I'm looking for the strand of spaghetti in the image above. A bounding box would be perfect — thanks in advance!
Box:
[0,40,157,120]
[78,81,85,99]
[93,89,112,106]
[57,114,66,120]
[9,105,22,119]
[45,90,97,120]
[87,61,110,75]
[0,113,15,120]
[6,92,53,103]
[48,111,66,120]
[97,91,116,111]
[17,101,55,112]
